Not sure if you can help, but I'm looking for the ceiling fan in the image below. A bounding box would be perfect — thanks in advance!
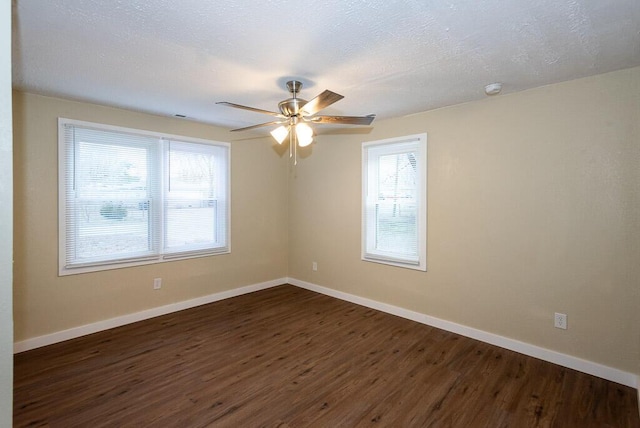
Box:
[217,80,375,163]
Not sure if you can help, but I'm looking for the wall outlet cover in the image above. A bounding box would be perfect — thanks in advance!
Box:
[554,312,567,330]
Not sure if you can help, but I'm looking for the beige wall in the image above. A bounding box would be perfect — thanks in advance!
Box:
[289,67,640,375]
[13,92,289,341]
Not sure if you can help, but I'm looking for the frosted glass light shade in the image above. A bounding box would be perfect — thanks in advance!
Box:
[270,125,289,144]
[296,123,313,147]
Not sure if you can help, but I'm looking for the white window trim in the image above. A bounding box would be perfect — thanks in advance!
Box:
[58,118,231,276]
[362,133,427,271]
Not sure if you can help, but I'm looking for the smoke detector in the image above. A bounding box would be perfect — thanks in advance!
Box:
[484,83,502,96]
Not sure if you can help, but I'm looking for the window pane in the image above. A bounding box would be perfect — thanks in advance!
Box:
[375,152,418,258]
[377,152,417,200]
[166,204,216,248]
[68,133,155,264]
[76,141,148,193]
[165,142,220,252]
[73,200,151,261]
[375,201,417,258]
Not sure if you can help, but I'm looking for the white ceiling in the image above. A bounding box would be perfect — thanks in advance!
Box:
[11,0,640,132]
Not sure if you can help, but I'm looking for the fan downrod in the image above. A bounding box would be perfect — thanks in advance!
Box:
[286,80,302,96]
[279,80,307,116]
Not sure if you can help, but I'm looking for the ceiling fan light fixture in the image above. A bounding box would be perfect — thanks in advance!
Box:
[219,79,376,163]
[295,122,313,147]
[270,125,289,144]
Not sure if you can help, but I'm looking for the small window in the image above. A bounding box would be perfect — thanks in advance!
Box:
[58,118,230,275]
[362,133,427,271]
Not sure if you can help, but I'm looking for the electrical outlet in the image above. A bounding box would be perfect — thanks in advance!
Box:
[312,261,318,271]
[554,312,567,330]
[153,278,162,290]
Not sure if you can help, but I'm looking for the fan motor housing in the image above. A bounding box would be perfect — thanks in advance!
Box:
[278,98,307,116]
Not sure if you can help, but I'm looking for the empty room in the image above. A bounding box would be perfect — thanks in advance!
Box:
[2,0,639,426]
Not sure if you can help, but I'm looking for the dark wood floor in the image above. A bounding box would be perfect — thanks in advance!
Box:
[14,285,639,427]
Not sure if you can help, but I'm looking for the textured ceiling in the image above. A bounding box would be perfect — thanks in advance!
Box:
[11,0,640,132]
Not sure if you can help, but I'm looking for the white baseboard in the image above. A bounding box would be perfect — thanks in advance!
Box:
[13,278,285,354]
[14,276,638,390]
[288,277,638,389]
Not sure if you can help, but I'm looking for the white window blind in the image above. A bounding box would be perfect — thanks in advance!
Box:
[362,134,427,271]
[164,140,228,257]
[59,118,230,275]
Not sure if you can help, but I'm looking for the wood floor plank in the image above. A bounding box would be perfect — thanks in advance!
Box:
[14,285,640,427]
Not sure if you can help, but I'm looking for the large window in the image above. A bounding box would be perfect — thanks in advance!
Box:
[59,118,230,275]
[362,133,427,271]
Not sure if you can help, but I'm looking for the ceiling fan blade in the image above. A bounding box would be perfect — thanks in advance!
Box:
[216,101,282,117]
[300,90,344,116]
[231,120,285,132]
[310,114,376,125]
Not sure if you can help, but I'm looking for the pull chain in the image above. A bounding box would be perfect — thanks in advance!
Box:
[294,131,298,165]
